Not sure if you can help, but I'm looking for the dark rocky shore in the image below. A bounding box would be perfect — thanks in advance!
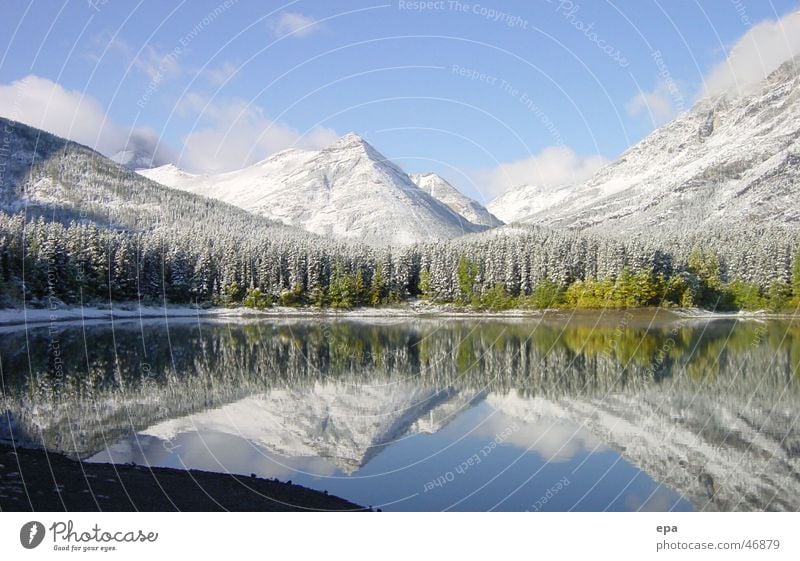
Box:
[0,444,366,512]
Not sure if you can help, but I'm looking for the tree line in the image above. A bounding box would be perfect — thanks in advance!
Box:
[3,117,798,313]
[1,210,798,312]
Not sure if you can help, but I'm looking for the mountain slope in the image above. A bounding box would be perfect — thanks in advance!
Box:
[497,56,800,233]
[487,183,575,224]
[491,391,800,512]
[110,147,160,170]
[140,134,487,246]
[0,116,323,244]
[0,117,382,308]
[410,173,503,227]
[141,383,467,474]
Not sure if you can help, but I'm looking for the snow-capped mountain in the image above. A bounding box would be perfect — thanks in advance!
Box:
[140,133,488,246]
[141,382,469,474]
[109,133,171,170]
[487,183,575,224]
[0,116,319,240]
[494,56,800,233]
[489,390,800,512]
[136,385,800,510]
[410,173,503,227]
[110,147,158,170]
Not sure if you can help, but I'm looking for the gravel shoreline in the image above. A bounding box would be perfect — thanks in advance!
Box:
[0,444,366,512]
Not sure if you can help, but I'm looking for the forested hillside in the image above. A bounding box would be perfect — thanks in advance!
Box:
[0,117,798,312]
[2,211,798,311]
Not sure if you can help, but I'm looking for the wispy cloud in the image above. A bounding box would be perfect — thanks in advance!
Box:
[201,61,239,86]
[177,92,337,173]
[0,75,336,174]
[96,33,242,91]
[269,12,322,38]
[0,74,174,166]
[627,79,685,125]
[98,33,184,81]
[476,146,607,199]
[702,10,800,97]
[628,10,800,127]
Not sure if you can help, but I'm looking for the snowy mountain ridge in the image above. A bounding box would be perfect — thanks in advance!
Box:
[410,172,503,227]
[138,384,800,510]
[487,182,575,224]
[141,382,471,474]
[490,56,800,233]
[140,133,490,247]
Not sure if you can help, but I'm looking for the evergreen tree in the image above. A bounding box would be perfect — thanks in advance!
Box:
[279,283,304,307]
[328,263,353,308]
[767,281,792,311]
[687,248,722,308]
[369,264,387,305]
[221,281,243,306]
[479,283,514,311]
[352,269,366,306]
[726,280,765,310]
[243,287,270,310]
[523,280,564,308]
[456,255,478,306]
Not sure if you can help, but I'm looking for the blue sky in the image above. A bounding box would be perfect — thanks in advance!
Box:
[1,0,799,201]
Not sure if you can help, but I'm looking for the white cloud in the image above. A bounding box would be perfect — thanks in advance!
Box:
[100,34,241,90]
[269,12,321,38]
[703,10,800,97]
[201,61,239,86]
[0,75,337,174]
[100,33,183,81]
[627,79,684,125]
[476,146,607,198]
[133,44,183,81]
[0,74,173,166]
[474,412,604,463]
[177,93,338,173]
[629,10,800,124]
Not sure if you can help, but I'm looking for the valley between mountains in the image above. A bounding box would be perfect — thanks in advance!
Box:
[1,58,800,314]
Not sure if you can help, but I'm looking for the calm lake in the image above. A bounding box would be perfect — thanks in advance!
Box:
[1,311,799,511]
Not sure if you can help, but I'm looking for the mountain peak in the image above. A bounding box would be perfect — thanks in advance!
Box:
[156,163,181,172]
[410,172,504,228]
[140,131,487,246]
[150,162,195,176]
[110,148,158,171]
[326,132,377,154]
[766,53,800,85]
[339,131,367,143]
[501,53,800,232]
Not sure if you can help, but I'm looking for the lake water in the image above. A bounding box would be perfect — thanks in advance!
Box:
[2,311,799,511]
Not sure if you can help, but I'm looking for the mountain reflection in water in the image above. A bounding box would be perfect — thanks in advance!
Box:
[1,313,798,511]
